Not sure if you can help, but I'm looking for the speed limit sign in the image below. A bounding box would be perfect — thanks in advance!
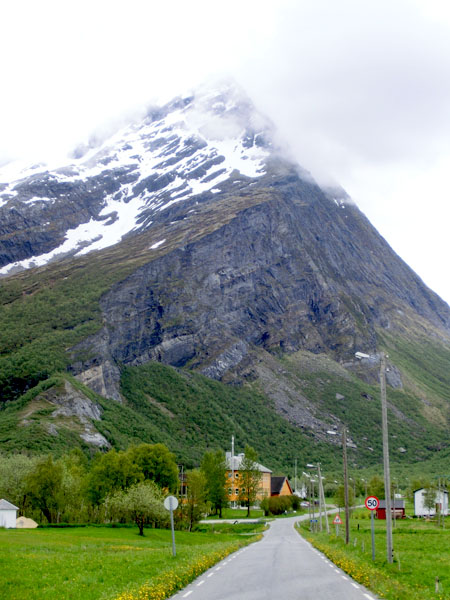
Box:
[365,496,380,510]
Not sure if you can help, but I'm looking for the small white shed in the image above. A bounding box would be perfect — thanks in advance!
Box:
[414,488,448,516]
[0,499,19,528]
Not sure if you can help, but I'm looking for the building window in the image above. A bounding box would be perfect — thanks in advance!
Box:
[235,473,239,478]
[235,488,239,495]
[228,488,232,495]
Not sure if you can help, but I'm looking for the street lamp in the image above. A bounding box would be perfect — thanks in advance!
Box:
[306,463,329,533]
[355,351,393,563]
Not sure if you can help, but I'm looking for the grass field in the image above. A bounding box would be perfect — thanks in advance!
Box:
[204,508,264,520]
[0,525,260,600]
[298,510,450,599]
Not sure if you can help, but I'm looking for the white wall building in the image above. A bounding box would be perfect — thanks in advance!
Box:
[414,488,448,516]
[0,499,19,528]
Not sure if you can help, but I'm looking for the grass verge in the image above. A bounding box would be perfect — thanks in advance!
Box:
[296,511,449,599]
[0,525,261,600]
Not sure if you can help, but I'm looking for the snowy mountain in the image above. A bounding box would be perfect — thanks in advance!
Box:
[0,81,274,275]
[1,80,449,464]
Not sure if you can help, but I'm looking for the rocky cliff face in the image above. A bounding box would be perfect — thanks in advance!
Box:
[70,166,450,401]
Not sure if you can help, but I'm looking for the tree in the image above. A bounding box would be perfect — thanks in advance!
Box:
[201,450,228,517]
[334,484,355,513]
[87,449,143,505]
[368,475,385,499]
[0,454,37,514]
[238,445,262,517]
[58,450,89,523]
[185,470,207,532]
[106,481,168,535]
[423,485,437,515]
[128,443,179,492]
[24,455,63,523]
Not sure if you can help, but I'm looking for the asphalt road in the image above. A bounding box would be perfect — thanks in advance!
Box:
[169,515,378,600]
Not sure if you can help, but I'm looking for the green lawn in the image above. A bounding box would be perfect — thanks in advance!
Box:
[0,525,258,600]
[298,511,450,599]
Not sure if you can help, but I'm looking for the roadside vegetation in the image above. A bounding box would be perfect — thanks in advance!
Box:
[0,524,261,600]
[0,442,265,599]
[297,508,450,600]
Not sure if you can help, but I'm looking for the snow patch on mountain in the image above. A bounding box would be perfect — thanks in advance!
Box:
[0,81,272,275]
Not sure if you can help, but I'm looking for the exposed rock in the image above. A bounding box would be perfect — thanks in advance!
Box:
[37,380,110,449]
[50,381,102,421]
[75,361,122,403]
[46,423,59,437]
[385,364,403,389]
[80,431,110,448]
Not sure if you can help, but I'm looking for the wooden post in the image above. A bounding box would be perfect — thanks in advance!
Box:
[342,426,350,545]
[380,354,393,563]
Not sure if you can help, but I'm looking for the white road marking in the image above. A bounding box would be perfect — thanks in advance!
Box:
[351,582,359,588]
[215,567,221,571]
[197,580,205,586]
[334,569,340,573]
[341,575,348,580]
[207,573,214,578]
[183,592,192,598]
[363,595,374,600]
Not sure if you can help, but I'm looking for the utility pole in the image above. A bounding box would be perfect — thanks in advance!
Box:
[317,472,323,532]
[231,435,235,508]
[438,477,441,528]
[342,426,350,544]
[317,463,329,533]
[308,477,312,522]
[380,353,393,563]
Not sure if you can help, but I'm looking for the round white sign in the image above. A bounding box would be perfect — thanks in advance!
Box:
[365,496,380,510]
[164,495,179,511]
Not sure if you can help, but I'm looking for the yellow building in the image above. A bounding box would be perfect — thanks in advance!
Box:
[225,452,272,503]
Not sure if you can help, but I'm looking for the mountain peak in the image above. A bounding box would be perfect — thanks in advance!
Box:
[0,80,277,276]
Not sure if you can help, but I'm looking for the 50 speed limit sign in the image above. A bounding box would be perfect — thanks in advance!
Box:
[365,496,380,510]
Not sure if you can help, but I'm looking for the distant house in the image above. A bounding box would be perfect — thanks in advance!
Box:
[225,452,272,503]
[376,499,405,520]
[0,499,19,528]
[414,488,449,516]
[271,476,293,497]
[293,483,308,499]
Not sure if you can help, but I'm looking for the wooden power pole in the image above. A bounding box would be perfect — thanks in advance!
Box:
[380,353,393,563]
[342,426,350,544]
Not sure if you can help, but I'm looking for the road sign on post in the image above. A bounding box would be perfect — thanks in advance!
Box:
[365,496,380,511]
[333,514,342,536]
[365,496,379,561]
[164,495,179,557]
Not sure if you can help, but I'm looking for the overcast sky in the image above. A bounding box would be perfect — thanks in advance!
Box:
[1,0,450,305]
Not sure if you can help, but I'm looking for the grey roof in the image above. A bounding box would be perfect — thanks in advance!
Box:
[226,454,272,473]
[378,500,405,509]
[0,499,19,510]
[271,476,292,495]
[413,488,448,494]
